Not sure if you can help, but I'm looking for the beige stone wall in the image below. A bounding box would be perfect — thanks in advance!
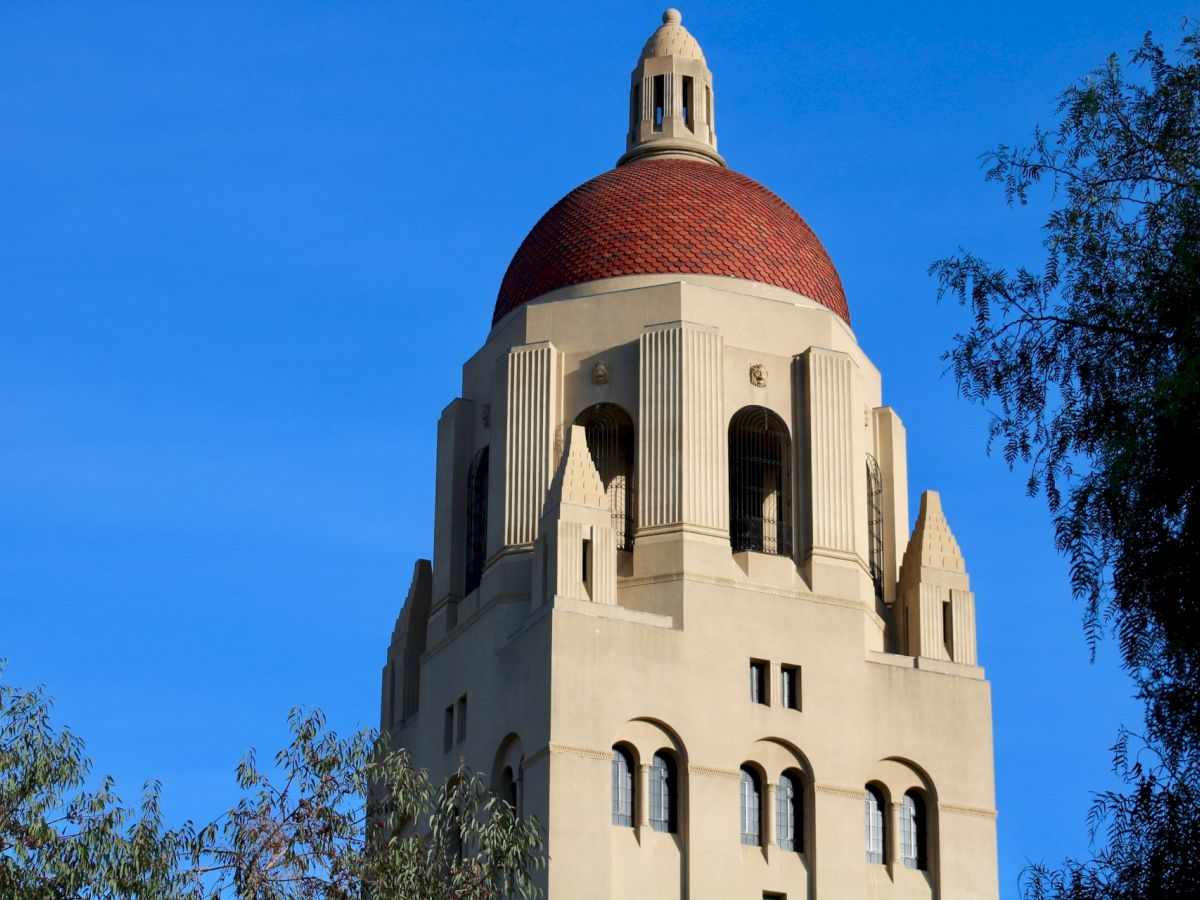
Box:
[383,276,998,899]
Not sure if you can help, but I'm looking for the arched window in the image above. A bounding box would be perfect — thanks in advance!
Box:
[499,766,517,812]
[611,747,635,827]
[649,752,677,833]
[464,447,489,595]
[777,771,803,853]
[739,767,762,846]
[729,407,792,556]
[576,404,635,550]
[865,786,886,864]
[901,790,927,870]
[866,455,884,601]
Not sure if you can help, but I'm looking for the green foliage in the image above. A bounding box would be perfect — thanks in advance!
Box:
[0,665,544,898]
[931,24,1200,900]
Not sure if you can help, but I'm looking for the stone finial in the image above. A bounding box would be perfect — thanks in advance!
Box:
[619,9,723,167]
[900,490,965,575]
[548,425,607,509]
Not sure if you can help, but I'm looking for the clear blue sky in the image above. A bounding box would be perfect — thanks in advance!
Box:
[0,1,1187,895]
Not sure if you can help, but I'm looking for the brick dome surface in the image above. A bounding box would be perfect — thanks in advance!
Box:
[494,158,849,326]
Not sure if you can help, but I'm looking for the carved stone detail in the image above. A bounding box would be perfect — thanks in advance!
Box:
[749,363,768,387]
[591,362,611,385]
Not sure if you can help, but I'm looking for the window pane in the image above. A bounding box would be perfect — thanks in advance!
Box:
[776,775,795,851]
[740,768,761,845]
[612,749,633,827]
[865,789,884,863]
[650,753,673,833]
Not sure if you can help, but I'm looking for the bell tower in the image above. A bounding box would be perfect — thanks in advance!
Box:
[620,8,724,167]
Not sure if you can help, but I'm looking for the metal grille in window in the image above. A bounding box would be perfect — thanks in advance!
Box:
[729,407,792,556]
[464,447,489,595]
[866,455,884,601]
[576,404,635,551]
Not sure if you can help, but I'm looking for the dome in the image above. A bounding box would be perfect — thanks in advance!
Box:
[493,158,850,325]
[641,8,705,62]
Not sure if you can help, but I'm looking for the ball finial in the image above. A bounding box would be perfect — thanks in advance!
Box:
[662,8,682,25]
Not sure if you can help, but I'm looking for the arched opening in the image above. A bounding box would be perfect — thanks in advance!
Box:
[739,766,763,846]
[865,784,886,864]
[901,790,928,870]
[776,769,804,853]
[649,751,678,833]
[499,765,517,812]
[575,403,635,550]
[464,446,489,595]
[866,454,884,601]
[729,407,792,556]
[611,745,636,827]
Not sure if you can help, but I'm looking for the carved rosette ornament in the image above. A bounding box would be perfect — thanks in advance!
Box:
[749,363,768,388]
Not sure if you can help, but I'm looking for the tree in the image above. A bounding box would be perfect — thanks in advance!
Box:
[0,666,545,898]
[931,23,1200,899]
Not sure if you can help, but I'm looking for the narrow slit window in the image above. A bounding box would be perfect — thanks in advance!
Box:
[866,455,884,601]
[750,660,768,705]
[464,447,489,595]
[456,695,467,743]
[781,664,800,710]
[653,74,665,131]
[682,76,694,130]
[443,704,454,753]
[943,599,954,659]
[581,538,591,598]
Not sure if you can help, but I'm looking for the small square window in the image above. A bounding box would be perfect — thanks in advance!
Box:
[764,893,787,900]
[750,660,768,705]
[781,665,801,710]
[443,704,454,753]
[456,695,467,744]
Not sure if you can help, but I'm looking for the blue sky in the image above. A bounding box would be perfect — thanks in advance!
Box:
[0,1,1187,895]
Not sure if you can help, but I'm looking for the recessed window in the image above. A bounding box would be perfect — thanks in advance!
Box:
[456,695,467,744]
[576,403,636,550]
[749,660,768,705]
[777,771,804,853]
[611,747,635,827]
[443,704,454,753]
[866,455,884,601]
[649,752,677,833]
[865,786,886,864]
[901,791,928,870]
[729,406,793,556]
[781,664,800,710]
[464,447,489,595]
[682,75,694,130]
[740,767,762,846]
[652,74,665,131]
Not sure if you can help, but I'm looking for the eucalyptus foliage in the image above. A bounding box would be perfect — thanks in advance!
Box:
[931,24,1199,900]
[1,667,544,898]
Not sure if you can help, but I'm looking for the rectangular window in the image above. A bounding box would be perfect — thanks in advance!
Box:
[943,599,954,659]
[581,538,591,598]
[681,76,693,130]
[653,74,665,131]
[781,665,800,710]
[456,695,467,744]
[750,660,768,705]
[443,704,454,752]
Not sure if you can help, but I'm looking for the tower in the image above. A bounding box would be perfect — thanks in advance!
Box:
[380,10,999,898]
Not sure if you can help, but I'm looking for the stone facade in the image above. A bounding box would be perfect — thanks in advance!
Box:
[380,10,998,899]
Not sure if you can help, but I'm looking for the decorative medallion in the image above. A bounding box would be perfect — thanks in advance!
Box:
[749,363,768,388]
[591,362,611,385]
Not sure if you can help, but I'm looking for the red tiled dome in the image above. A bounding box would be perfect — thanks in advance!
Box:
[494,158,849,325]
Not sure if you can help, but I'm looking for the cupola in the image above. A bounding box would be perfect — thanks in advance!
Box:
[619,9,723,167]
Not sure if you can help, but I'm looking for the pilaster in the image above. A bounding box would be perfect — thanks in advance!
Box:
[502,341,562,549]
